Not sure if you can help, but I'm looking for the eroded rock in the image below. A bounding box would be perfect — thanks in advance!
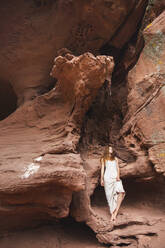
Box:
[120,11,165,181]
[0,52,114,232]
[0,4,165,248]
[0,0,148,107]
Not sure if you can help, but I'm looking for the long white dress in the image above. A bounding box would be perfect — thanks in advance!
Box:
[104,159,125,214]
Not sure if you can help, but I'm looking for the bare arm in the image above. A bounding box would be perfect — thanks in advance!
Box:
[100,158,105,183]
[115,157,120,180]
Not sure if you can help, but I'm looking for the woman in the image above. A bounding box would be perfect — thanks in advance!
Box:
[100,145,126,221]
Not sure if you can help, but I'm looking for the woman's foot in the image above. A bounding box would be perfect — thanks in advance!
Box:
[113,215,117,221]
[110,212,117,221]
[110,213,114,221]
[112,210,117,221]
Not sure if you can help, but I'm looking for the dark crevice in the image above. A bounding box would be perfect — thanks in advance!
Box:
[0,214,107,247]
[100,1,146,88]
[77,2,147,159]
[100,0,139,57]
[77,79,112,152]
[113,221,150,230]
[120,235,137,240]
[133,134,141,143]
[140,142,153,150]
[148,159,155,170]
[69,99,76,116]
[59,215,108,247]
[145,232,158,236]
[124,128,131,136]
[0,79,17,121]
[37,79,57,96]
[113,242,134,247]
[91,177,165,214]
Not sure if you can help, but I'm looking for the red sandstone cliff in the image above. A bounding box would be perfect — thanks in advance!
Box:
[0,1,165,248]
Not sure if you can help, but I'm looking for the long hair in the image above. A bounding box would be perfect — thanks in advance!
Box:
[101,146,116,163]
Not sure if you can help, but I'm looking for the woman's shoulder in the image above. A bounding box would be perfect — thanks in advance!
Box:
[114,156,118,161]
[100,157,105,163]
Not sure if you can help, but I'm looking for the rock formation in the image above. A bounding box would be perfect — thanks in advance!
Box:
[0,1,165,248]
[0,0,148,110]
[142,0,165,29]
[0,52,114,233]
[122,11,165,179]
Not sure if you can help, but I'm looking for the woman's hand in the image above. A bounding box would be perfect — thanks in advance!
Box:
[116,177,120,181]
[101,179,104,186]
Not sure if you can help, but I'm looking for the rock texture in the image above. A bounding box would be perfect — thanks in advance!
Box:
[69,11,165,247]
[0,2,165,248]
[121,11,165,179]
[142,0,165,29]
[0,0,147,109]
[0,52,114,233]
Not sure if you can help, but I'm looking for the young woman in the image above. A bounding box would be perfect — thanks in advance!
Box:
[100,145,126,221]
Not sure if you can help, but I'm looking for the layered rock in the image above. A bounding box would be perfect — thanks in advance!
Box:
[0,52,114,232]
[0,0,148,108]
[121,11,165,181]
[0,2,165,248]
[68,11,165,247]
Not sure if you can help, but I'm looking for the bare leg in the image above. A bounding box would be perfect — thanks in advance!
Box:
[110,211,115,221]
[113,192,125,220]
[110,205,119,221]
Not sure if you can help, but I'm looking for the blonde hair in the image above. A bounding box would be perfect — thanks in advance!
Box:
[100,145,116,164]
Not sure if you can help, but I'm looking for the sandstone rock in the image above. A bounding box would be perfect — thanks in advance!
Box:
[0,0,148,109]
[110,0,148,49]
[0,3,165,247]
[148,144,165,176]
[70,11,165,245]
[0,52,114,232]
[142,0,165,29]
[120,11,165,181]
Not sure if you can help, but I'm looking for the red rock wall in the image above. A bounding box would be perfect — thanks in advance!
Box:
[0,2,165,248]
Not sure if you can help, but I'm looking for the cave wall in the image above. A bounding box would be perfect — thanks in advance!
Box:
[0,0,147,106]
[0,1,165,248]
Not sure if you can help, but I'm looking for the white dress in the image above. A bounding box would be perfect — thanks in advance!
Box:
[104,159,125,214]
